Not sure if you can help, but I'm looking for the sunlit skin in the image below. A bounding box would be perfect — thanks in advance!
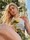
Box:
[0,24,22,40]
[9,5,18,16]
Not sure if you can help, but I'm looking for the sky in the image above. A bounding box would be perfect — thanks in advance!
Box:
[25,0,30,20]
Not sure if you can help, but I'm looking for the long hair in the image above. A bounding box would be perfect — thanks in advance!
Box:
[1,3,19,24]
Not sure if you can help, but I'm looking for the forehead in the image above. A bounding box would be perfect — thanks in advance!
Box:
[9,4,18,9]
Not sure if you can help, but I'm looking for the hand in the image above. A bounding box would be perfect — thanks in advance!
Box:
[20,15,28,22]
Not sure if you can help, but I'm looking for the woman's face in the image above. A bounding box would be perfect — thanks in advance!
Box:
[9,5,18,16]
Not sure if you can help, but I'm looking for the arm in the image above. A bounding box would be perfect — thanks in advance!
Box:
[25,20,30,35]
[20,15,30,35]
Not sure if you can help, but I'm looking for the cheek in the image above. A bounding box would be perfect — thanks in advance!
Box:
[9,10,12,14]
[15,10,18,13]
[15,8,18,12]
[10,11,13,14]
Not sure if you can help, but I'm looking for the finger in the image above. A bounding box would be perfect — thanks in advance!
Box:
[20,15,26,18]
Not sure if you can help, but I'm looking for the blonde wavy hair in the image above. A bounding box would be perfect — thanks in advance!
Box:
[1,3,19,24]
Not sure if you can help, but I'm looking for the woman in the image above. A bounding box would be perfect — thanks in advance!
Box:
[2,3,30,40]
[1,3,30,34]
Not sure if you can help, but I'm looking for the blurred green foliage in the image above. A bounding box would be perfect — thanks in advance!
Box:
[0,1,7,10]
[17,29,28,40]
[0,12,2,18]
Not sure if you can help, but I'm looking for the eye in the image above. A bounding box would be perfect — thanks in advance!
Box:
[12,7,14,9]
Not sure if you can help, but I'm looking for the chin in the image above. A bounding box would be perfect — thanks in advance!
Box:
[13,14,16,16]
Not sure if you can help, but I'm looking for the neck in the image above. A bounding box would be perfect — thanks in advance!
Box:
[14,14,18,18]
